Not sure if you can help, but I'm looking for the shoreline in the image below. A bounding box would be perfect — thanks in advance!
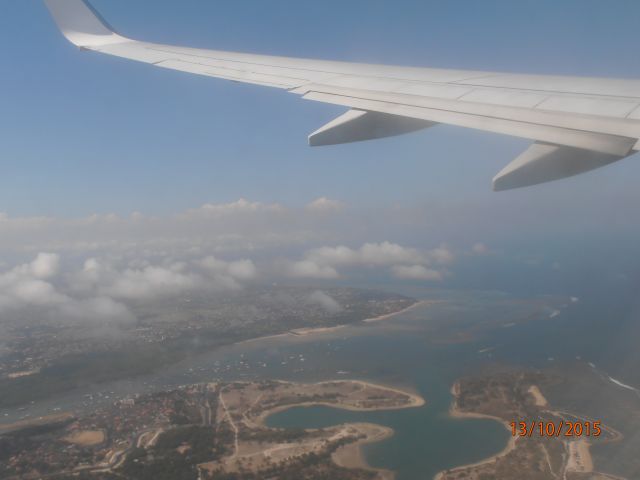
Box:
[332,423,396,480]
[363,300,431,323]
[238,299,430,346]
[438,381,605,479]
[434,382,517,479]
[257,379,425,425]
[256,379,425,479]
[289,324,348,336]
[0,412,75,434]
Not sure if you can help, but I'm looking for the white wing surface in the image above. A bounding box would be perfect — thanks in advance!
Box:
[44,0,640,190]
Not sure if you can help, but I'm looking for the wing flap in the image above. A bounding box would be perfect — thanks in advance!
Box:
[302,90,636,156]
[293,84,640,141]
[309,109,435,146]
[493,142,627,191]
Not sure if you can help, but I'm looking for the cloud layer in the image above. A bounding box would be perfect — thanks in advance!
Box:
[0,199,484,333]
[286,241,454,280]
[0,254,135,328]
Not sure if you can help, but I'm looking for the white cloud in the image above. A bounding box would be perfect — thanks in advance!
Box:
[0,200,426,261]
[286,260,339,279]
[193,198,284,216]
[0,251,267,332]
[226,259,258,280]
[0,254,134,327]
[428,245,455,265]
[392,265,443,281]
[307,290,342,313]
[104,264,200,300]
[305,197,345,213]
[0,199,472,336]
[472,243,489,255]
[201,256,257,280]
[0,254,66,310]
[291,242,454,280]
[30,253,60,279]
[199,256,258,288]
[5,278,67,307]
[68,254,260,302]
[0,203,461,296]
[3,253,61,283]
[307,242,425,267]
[306,246,359,267]
[60,297,135,326]
[360,242,425,266]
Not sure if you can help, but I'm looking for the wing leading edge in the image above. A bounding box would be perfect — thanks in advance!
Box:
[44,0,639,190]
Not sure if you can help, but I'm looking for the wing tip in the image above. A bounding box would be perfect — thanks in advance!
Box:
[44,0,129,48]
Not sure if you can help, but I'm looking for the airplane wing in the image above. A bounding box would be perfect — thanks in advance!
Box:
[44,0,640,190]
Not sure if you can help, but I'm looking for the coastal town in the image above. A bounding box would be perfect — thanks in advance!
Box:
[0,287,416,409]
[0,380,424,480]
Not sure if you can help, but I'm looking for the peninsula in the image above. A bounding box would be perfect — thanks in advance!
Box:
[1,380,424,480]
[436,371,623,480]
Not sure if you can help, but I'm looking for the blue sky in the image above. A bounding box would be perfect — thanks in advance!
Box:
[2,0,640,217]
[0,1,639,332]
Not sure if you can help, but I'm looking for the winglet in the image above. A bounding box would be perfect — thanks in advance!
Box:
[44,0,129,48]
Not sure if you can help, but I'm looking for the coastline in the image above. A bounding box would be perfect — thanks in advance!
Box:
[257,379,425,479]
[336,379,426,408]
[434,382,517,479]
[238,299,429,346]
[437,381,607,479]
[332,423,396,480]
[363,300,431,323]
[289,324,348,336]
[257,379,425,425]
[0,412,74,434]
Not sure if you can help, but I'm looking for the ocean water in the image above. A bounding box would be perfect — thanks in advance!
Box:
[265,351,509,480]
[259,296,526,479]
[3,288,638,478]
[262,288,640,479]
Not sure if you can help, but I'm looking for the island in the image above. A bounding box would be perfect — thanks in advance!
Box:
[0,379,424,480]
[436,371,623,480]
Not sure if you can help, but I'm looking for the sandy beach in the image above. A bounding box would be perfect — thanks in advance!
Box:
[566,438,594,473]
[238,300,431,346]
[233,379,425,479]
[363,300,433,323]
[332,423,396,480]
[289,325,348,336]
[257,379,425,425]
[528,385,548,407]
[288,299,432,336]
[318,379,426,408]
[0,412,74,434]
